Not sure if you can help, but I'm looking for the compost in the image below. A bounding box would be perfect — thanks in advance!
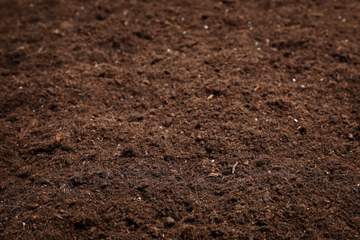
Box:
[0,0,359,239]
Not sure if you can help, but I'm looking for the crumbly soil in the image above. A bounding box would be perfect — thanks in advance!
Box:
[0,0,359,239]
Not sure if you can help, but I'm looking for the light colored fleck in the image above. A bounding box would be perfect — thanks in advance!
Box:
[208,172,222,177]
[232,161,239,174]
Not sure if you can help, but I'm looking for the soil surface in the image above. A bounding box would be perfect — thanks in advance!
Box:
[0,0,359,239]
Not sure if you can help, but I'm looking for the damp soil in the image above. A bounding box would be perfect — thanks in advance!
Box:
[0,0,359,239]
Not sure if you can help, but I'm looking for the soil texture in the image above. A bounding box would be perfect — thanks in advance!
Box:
[0,0,359,239]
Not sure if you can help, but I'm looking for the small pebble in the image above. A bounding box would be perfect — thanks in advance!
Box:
[348,133,354,140]
[208,172,222,177]
[164,217,176,227]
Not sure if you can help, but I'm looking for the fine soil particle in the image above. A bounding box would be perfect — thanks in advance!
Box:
[0,1,360,239]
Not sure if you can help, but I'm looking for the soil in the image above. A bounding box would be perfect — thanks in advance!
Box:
[0,0,359,239]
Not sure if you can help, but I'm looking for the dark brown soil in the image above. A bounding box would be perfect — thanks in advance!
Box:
[1,0,359,239]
